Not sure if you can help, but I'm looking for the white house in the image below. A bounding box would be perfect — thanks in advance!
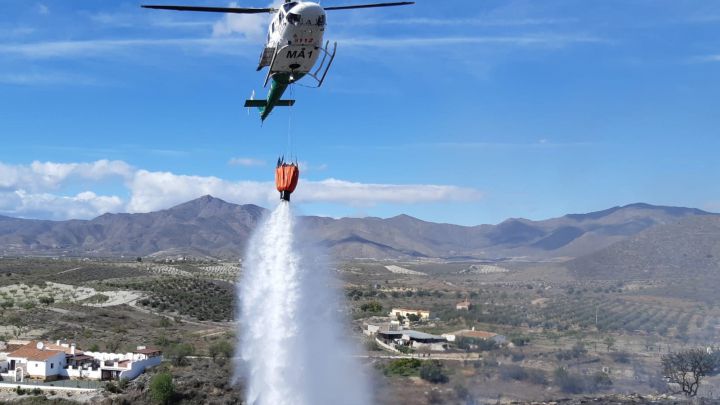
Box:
[5,342,67,381]
[455,300,472,311]
[389,308,430,320]
[0,341,162,383]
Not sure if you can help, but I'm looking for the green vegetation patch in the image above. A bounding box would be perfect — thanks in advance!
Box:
[125,277,234,321]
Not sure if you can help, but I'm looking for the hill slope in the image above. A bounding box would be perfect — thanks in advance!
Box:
[567,215,720,280]
[0,196,714,260]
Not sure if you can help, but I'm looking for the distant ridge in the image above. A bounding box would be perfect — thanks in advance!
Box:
[567,215,720,280]
[0,196,714,260]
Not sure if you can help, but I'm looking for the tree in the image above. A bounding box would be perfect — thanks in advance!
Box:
[662,348,718,397]
[384,358,421,376]
[0,300,14,315]
[419,360,449,384]
[360,301,383,313]
[603,336,616,352]
[406,313,421,322]
[150,372,174,404]
[169,343,195,366]
[106,340,122,353]
[208,340,233,361]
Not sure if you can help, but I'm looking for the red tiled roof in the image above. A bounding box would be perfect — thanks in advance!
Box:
[8,342,66,361]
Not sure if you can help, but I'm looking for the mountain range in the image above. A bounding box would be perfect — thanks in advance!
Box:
[0,196,716,265]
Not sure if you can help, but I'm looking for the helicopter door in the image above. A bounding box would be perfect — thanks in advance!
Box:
[257,47,276,71]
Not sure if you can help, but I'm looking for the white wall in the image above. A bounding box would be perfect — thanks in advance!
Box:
[9,352,64,378]
[63,366,102,380]
[118,356,162,380]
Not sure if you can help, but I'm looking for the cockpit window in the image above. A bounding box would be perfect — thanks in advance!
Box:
[316,15,326,26]
[282,2,297,12]
[287,13,301,25]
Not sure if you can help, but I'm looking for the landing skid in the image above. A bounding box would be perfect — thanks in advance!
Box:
[303,41,337,88]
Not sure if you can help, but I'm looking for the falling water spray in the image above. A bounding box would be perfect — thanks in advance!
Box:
[235,202,370,405]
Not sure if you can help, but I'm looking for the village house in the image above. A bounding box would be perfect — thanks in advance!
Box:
[389,308,430,321]
[362,316,403,336]
[0,341,162,383]
[455,299,472,311]
[377,330,448,351]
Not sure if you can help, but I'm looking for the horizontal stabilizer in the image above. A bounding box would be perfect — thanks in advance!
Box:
[245,99,296,107]
[244,100,267,108]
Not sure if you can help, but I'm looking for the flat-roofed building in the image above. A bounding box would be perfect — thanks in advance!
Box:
[389,308,430,320]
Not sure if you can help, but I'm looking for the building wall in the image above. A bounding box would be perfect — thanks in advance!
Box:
[390,309,430,320]
[63,366,102,380]
[118,356,162,380]
[9,352,65,379]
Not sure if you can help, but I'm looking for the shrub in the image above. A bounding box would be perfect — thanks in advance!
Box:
[419,360,449,384]
[500,365,528,381]
[208,340,233,360]
[168,343,195,366]
[150,372,174,404]
[360,301,383,313]
[454,384,469,400]
[511,351,526,362]
[384,359,421,377]
[105,381,121,393]
[610,351,631,364]
[554,367,587,394]
[590,371,613,390]
[396,345,414,354]
[510,335,530,347]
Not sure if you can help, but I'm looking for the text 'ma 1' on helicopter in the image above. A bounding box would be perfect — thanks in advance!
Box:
[142,0,415,121]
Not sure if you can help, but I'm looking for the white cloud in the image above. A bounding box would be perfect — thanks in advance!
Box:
[340,17,576,27]
[0,190,124,220]
[0,159,482,219]
[0,72,101,86]
[229,157,266,167]
[0,37,252,59]
[0,160,133,192]
[339,34,604,49]
[295,179,482,206]
[127,170,482,212]
[127,170,275,212]
[212,1,280,40]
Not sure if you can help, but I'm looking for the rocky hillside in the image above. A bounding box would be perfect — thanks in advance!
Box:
[567,215,720,280]
[0,196,714,260]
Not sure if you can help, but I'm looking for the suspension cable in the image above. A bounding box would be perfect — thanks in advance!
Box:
[287,84,294,162]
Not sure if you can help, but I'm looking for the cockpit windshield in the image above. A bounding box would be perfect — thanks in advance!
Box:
[287,12,301,25]
[282,2,297,13]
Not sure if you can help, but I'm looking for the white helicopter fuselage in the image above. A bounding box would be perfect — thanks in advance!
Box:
[142,0,413,121]
[265,1,326,77]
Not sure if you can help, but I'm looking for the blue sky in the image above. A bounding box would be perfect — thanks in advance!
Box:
[1,0,719,225]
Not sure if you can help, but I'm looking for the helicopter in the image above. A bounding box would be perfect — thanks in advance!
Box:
[143,0,415,121]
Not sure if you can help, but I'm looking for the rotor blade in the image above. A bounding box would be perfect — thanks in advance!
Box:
[323,2,414,11]
[141,5,273,14]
